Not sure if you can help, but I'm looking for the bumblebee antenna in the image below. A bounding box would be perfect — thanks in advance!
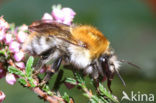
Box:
[119,60,141,69]
[113,67,126,87]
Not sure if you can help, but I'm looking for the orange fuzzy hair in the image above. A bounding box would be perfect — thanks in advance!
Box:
[71,25,110,59]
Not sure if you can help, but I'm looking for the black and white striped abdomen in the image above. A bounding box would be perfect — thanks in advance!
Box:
[23,35,68,55]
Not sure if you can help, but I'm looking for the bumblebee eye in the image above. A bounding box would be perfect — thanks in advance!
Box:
[99,56,105,62]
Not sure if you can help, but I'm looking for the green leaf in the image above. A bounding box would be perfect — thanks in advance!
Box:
[62,92,70,103]
[28,77,36,88]
[8,66,25,77]
[98,83,119,103]
[74,72,85,84]
[90,95,99,103]
[0,50,5,55]
[83,93,89,98]
[42,85,53,96]
[26,56,34,77]
[65,78,77,85]
[18,78,27,85]
[9,23,15,32]
[99,96,109,103]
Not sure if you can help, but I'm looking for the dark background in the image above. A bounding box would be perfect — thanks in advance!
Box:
[0,0,156,103]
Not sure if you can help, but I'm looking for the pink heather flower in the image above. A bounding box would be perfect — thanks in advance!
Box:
[33,80,38,86]
[0,16,9,30]
[52,8,64,22]
[18,24,28,32]
[6,73,16,85]
[16,31,27,43]
[52,6,76,25]
[61,8,76,25]
[0,91,5,103]
[0,68,6,79]
[62,17,74,25]
[0,31,5,41]
[62,8,76,17]
[9,41,20,53]
[5,33,12,44]
[42,13,53,20]
[14,51,24,62]
[15,62,25,69]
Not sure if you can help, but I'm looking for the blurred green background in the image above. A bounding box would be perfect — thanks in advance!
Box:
[0,0,156,103]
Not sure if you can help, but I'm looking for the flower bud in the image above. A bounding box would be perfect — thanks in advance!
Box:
[6,73,16,85]
[9,41,20,53]
[52,8,64,22]
[14,51,24,62]
[15,62,25,69]
[16,31,27,43]
[0,91,5,103]
[62,8,76,25]
[52,7,76,25]
[5,33,12,44]
[18,24,28,32]
[42,13,53,20]
[0,16,9,30]
[0,31,5,41]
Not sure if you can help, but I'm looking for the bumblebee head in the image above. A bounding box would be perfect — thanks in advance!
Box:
[94,50,126,91]
[93,48,140,92]
[99,51,120,76]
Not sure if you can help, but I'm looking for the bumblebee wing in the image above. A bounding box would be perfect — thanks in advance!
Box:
[29,20,71,38]
[29,20,83,47]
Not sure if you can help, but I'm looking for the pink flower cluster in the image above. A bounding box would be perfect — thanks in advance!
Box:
[0,16,9,41]
[0,5,76,102]
[0,17,27,86]
[42,5,76,25]
[0,91,5,102]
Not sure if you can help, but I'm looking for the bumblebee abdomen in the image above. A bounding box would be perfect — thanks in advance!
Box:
[23,32,67,55]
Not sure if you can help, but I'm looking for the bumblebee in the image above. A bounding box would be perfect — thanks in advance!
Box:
[23,20,125,91]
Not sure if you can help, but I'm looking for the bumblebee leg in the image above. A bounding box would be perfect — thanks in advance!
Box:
[91,65,99,80]
[39,56,63,86]
[33,49,55,75]
[33,59,44,75]
[52,69,64,91]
